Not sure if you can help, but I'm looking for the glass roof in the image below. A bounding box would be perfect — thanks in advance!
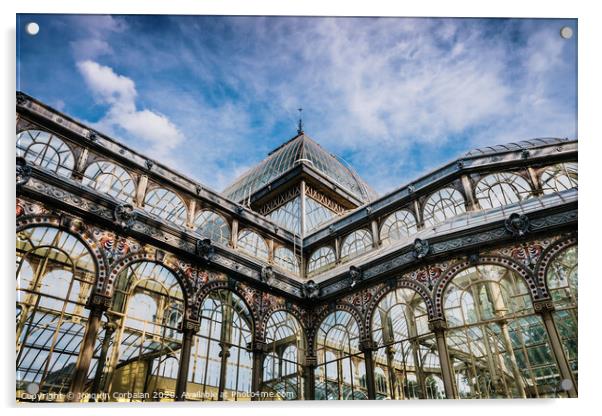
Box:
[223,133,378,204]
[464,137,570,157]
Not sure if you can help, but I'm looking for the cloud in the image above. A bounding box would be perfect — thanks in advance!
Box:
[70,15,126,60]
[28,16,574,195]
[77,60,183,161]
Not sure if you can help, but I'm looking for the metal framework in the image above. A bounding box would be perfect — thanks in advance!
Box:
[15,92,578,402]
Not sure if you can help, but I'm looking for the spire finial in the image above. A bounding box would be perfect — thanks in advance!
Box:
[297,107,304,135]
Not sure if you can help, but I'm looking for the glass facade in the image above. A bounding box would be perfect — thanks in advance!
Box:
[15,101,578,402]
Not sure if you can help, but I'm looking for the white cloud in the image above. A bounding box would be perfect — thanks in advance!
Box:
[70,18,576,195]
[69,15,126,60]
[77,60,183,161]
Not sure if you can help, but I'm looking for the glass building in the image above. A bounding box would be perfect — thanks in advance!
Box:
[15,91,578,402]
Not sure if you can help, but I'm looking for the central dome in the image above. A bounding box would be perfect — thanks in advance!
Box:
[223,133,377,204]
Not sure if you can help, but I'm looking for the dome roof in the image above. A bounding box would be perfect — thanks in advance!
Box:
[223,133,377,204]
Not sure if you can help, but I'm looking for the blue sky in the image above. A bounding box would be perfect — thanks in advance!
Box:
[16,15,577,195]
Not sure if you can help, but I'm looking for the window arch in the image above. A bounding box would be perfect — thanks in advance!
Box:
[261,310,306,400]
[237,229,269,261]
[541,163,578,194]
[16,129,75,178]
[273,247,300,274]
[143,188,188,227]
[106,261,185,401]
[16,226,97,399]
[475,172,533,209]
[423,187,466,227]
[443,265,565,398]
[546,245,578,380]
[193,210,231,246]
[307,246,336,275]
[380,210,417,246]
[371,288,441,399]
[186,289,253,401]
[82,161,136,203]
[340,229,372,260]
[315,310,367,400]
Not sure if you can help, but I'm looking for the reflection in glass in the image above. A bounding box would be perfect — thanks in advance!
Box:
[17,129,75,178]
[16,226,96,400]
[541,163,578,194]
[143,188,188,227]
[193,210,231,246]
[444,265,564,398]
[261,311,305,400]
[186,290,253,401]
[372,288,442,399]
[546,246,578,381]
[475,173,532,210]
[307,246,336,275]
[380,210,417,246]
[82,161,136,203]
[237,229,269,261]
[315,311,367,400]
[106,261,185,401]
[341,229,372,260]
[423,187,466,227]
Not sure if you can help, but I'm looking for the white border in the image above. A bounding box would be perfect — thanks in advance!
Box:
[2,1,601,415]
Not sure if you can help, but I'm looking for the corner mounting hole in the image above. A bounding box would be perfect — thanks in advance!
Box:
[26,22,39,36]
[560,26,573,39]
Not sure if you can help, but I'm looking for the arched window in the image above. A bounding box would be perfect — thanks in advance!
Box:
[186,289,253,401]
[106,262,185,401]
[371,288,441,399]
[16,129,75,178]
[261,311,306,400]
[546,245,578,380]
[82,161,136,203]
[193,210,231,246]
[143,188,188,227]
[340,229,373,260]
[423,187,466,227]
[237,229,269,261]
[380,210,417,246]
[16,226,96,399]
[315,311,367,400]
[541,163,578,194]
[443,265,565,398]
[273,247,300,274]
[307,246,336,275]
[425,375,445,399]
[475,172,533,209]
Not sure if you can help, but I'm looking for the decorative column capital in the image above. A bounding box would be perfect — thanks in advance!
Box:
[179,319,201,334]
[86,293,112,311]
[103,320,119,335]
[247,340,268,354]
[218,342,231,358]
[359,338,377,352]
[428,319,448,333]
[532,299,556,314]
[304,355,318,367]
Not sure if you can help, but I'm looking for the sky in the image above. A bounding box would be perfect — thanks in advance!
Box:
[16,15,577,196]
